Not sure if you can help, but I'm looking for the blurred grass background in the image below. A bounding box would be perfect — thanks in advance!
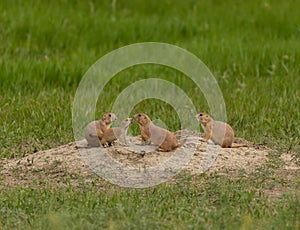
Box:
[0,1,299,229]
[1,0,299,158]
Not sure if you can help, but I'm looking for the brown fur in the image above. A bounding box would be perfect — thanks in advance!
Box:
[101,118,133,147]
[133,113,185,152]
[85,113,117,147]
[195,112,247,148]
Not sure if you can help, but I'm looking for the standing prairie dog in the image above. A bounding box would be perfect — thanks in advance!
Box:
[195,112,246,148]
[101,118,133,147]
[85,113,117,147]
[134,113,186,152]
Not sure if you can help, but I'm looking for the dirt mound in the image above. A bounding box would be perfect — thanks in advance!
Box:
[0,130,298,189]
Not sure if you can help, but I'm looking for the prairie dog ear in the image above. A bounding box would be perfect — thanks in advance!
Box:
[141,115,147,125]
[141,115,150,125]
[101,113,109,121]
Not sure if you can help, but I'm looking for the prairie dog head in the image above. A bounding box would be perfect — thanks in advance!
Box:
[195,112,212,125]
[133,113,151,126]
[101,113,117,125]
[120,118,133,129]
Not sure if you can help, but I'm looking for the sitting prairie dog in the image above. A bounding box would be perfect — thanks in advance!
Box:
[101,118,133,147]
[133,113,186,152]
[195,112,246,148]
[85,113,117,147]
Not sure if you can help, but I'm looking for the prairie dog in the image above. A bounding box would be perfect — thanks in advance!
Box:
[195,112,246,148]
[101,118,133,147]
[133,113,185,152]
[85,113,117,147]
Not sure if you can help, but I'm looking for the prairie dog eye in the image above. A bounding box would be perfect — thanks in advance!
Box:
[138,114,141,117]
[199,113,203,117]
[108,114,111,117]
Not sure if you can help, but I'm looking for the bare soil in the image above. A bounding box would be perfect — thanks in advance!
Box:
[0,130,299,197]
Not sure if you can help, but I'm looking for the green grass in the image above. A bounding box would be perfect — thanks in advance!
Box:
[0,0,299,229]
[1,0,299,157]
[0,173,299,230]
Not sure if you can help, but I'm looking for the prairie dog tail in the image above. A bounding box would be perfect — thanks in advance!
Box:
[176,139,187,148]
[230,144,248,148]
